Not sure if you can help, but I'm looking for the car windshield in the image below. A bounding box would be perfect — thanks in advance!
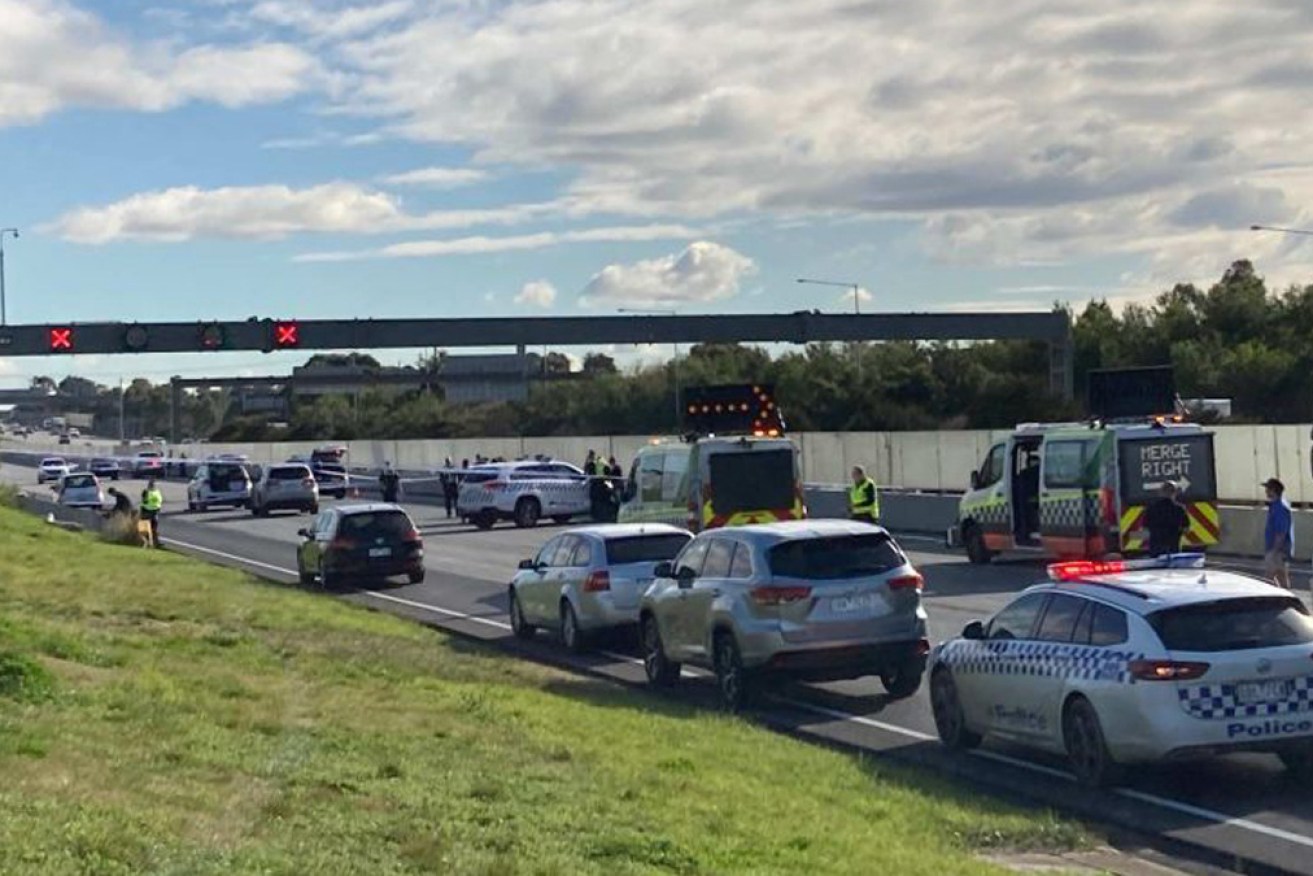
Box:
[315,463,346,474]
[209,463,246,478]
[138,452,162,459]
[92,458,113,465]
[63,475,95,489]
[605,533,691,565]
[767,533,905,580]
[43,459,65,466]
[270,467,310,480]
[1148,597,1313,652]
[461,469,503,484]
[339,511,415,541]
[708,449,795,515]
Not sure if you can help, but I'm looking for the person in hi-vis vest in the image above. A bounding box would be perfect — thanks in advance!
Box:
[849,466,879,525]
[140,479,164,546]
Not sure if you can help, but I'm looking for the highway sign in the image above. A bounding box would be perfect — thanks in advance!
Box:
[1119,434,1216,505]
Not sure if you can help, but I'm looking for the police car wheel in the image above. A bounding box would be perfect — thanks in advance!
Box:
[514,498,541,529]
[473,512,496,531]
[714,632,754,713]
[509,590,536,640]
[642,615,680,687]
[1279,745,1313,780]
[560,602,588,653]
[965,524,993,565]
[552,515,572,525]
[930,669,981,750]
[1063,697,1119,788]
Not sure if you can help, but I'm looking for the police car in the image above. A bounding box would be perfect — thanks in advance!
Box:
[929,554,1313,787]
[457,460,593,529]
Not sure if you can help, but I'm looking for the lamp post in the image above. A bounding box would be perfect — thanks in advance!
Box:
[1250,224,1313,236]
[618,307,680,428]
[796,277,864,314]
[0,227,18,326]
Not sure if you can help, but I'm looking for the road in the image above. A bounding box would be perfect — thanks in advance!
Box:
[7,459,1313,875]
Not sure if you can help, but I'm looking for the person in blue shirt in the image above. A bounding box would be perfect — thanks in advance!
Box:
[1263,477,1294,589]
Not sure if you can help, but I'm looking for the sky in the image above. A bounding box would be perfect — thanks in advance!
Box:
[3,0,1313,386]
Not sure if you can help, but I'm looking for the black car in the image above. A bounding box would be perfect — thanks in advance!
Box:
[297,504,424,588]
[89,458,121,481]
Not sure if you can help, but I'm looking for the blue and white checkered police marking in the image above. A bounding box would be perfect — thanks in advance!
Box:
[1178,676,1313,720]
[940,640,1143,684]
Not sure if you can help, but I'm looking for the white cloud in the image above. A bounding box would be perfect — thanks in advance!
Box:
[379,167,490,189]
[261,130,383,149]
[0,0,317,127]
[295,224,698,262]
[247,0,415,39]
[579,241,756,308]
[46,183,561,243]
[514,280,557,308]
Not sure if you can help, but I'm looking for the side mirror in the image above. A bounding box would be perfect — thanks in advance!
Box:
[969,470,980,490]
[676,566,697,589]
[962,620,985,640]
[518,558,537,571]
[653,561,673,579]
[297,528,312,539]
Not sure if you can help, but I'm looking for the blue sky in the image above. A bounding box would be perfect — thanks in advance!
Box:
[2,0,1313,386]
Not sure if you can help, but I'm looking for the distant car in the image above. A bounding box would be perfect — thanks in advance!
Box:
[640,520,929,711]
[67,427,80,438]
[296,504,425,588]
[251,463,319,517]
[37,457,71,484]
[131,451,165,478]
[58,433,70,445]
[311,461,348,499]
[929,553,1313,788]
[56,472,105,509]
[509,524,693,652]
[187,460,253,512]
[457,460,592,529]
[89,457,121,481]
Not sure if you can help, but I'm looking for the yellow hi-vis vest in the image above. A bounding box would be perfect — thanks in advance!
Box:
[849,478,878,518]
[141,489,163,512]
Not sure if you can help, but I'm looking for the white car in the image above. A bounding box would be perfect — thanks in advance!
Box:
[929,553,1313,787]
[457,461,593,529]
[37,456,71,484]
[131,451,165,478]
[509,524,692,651]
[56,472,105,509]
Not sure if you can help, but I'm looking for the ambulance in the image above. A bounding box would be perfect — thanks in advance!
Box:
[956,369,1220,563]
[618,384,807,532]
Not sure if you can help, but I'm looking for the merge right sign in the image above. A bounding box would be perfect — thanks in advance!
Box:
[1118,433,1217,506]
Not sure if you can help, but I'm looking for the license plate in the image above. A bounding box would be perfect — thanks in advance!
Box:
[368,547,392,558]
[1236,679,1294,704]
[831,594,875,614]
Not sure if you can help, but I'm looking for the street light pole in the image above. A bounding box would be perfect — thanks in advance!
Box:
[618,308,680,429]
[0,228,19,326]
[1250,224,1313,236]
[796,277,864,314]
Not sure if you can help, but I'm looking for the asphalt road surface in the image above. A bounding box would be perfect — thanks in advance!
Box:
[7,459,1313,875]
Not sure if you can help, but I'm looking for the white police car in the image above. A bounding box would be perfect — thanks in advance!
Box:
[929,553,1313,787]
[457,461,593,530]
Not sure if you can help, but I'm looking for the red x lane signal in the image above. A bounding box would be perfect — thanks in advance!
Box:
[274,321,299,348]
[48,326,74,352]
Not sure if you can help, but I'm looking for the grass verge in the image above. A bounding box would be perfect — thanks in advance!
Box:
[0,505,1090,874]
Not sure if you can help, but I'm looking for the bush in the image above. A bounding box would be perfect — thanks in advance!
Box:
[0,651,56,703]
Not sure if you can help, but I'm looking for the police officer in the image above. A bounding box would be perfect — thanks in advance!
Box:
[140,478,163,546]
[379,462,401,504]
[849,465,879,525]
[1145,480,1188,556]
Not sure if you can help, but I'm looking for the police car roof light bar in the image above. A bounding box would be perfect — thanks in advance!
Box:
[1048,552,1206,581]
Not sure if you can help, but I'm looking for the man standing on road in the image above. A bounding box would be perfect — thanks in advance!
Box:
[440,457,459,519]
[1264,477,1294,589]
[849,465,879,525]
[139,479,163,547]
[1145,480,1188,556]
[379,462,402,504]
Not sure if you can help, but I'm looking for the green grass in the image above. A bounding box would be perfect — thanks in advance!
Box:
[0,506,1090,874]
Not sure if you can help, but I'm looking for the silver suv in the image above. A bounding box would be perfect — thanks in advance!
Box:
[640,520,929,711]
[251,463,319,516]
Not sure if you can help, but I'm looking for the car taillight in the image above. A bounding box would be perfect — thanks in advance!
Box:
[403,529,421,543]
[1129,659,1210,681]
[750,585,812,606]
[888,573,924,591]
[915,637,931,656]
[584,571,611,592]
[329,538,357,551]
[302,478,315,488]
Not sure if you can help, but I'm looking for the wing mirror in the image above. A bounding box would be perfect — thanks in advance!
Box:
[962,620,985,640]
[675,566,697,589]
[297,527,312,540]
[518,558,537,571]
[969,470,980,490]
[653,561,673,579]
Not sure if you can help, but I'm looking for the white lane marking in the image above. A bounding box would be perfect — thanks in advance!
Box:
[161,534,1313,849]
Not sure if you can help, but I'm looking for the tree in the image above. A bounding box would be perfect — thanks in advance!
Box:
[543,352,571,375]
[582,353,617,375]
[29,376,55,395]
